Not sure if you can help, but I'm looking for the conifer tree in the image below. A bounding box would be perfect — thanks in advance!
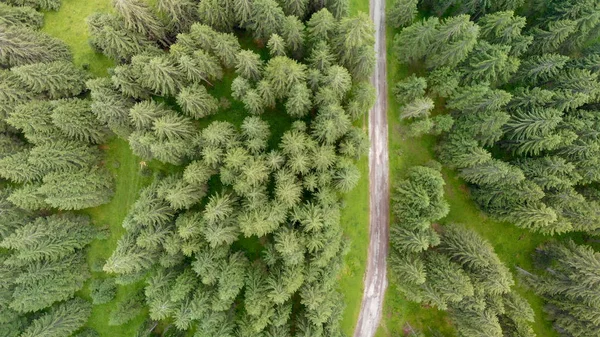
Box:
[20,299,91,337]
[51,99,110,144]
[112,0,166,42]
[388,0,418,28]
[250,0,285,41]
[12,61,87,99]
[0,25,71,67]
[177,84,219,119]
[40,167,114,210]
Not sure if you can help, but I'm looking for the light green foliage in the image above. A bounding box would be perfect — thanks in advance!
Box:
[51,99,110,144]
[12,61,87,99]
[112,0,166,42]
[40,167,114,210]
[0,3,43,28]
[177,84,219,119]
[20,299,91,337]
[250,0,285,40]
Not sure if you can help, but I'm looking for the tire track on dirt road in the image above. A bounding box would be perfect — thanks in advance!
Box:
[353,0,389,335]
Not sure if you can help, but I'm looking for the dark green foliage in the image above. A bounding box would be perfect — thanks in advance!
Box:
[388,0,417,28]
[0,25,70,67]
[522,241,600,337]
[109,290,145,326]
[89,278,117,304]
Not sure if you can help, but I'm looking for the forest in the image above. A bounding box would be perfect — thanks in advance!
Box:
[2,0,600,336]
[0,0,375,336]
[385,0,600,336]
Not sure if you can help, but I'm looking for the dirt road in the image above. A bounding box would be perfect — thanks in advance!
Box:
[353,0,389,336]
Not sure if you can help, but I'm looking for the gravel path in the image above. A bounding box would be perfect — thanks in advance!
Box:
[352,0,390,335]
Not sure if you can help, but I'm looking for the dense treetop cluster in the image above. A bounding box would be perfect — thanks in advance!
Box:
[1,0,376,336]
[389,165,536,337]
[391,0,600,235]
[88,0,376,335]
[389,0,600,336]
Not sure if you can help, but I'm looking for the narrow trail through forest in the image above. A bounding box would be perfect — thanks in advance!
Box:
[353,0,389,335]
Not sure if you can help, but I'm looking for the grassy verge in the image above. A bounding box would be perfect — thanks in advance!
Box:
[376,1,560,335]
[338,1,372,335]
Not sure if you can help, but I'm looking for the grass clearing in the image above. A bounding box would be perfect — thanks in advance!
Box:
[377,0,565,335]
[338,1,372,336]
[41,0,114,77]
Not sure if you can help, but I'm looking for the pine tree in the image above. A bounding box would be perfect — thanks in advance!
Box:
[1,214,96,263]
[460,159,524,186]
[250,0,285,41]
[235,50,264,81]
[234,0,254,27]
[177,50,223,85]
[109,290,145,326]
[462,41,516,85]
[0,3,44,28]
[306,8,336,43]
[51,99,110,144]
[393,74,427,104]
[10,253,91,313]
[152,113,195,142]
[264,56,307,99]
[530,20,576,54]
[197,0,235,32]
[111,64,151,99]
[268,34,287,57]
[281,15,305,56]
[211,32,241,69]
[134,55,185,97]
[517,53,569,85]
[522,241,600,337]
[334,12,375,79]
[388,0,418,28]
[87,13,157,62]
[20,299,91,337]
[28,140,99,173]
[0,25,71,67]
[12,61,87,99]
[401,97,435,120]
[112,0,166,42]
[177,84,219,119]
[393,17,440,64]
[156,0,197,32]
[40,167,114,210]
[87,77,134,138]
